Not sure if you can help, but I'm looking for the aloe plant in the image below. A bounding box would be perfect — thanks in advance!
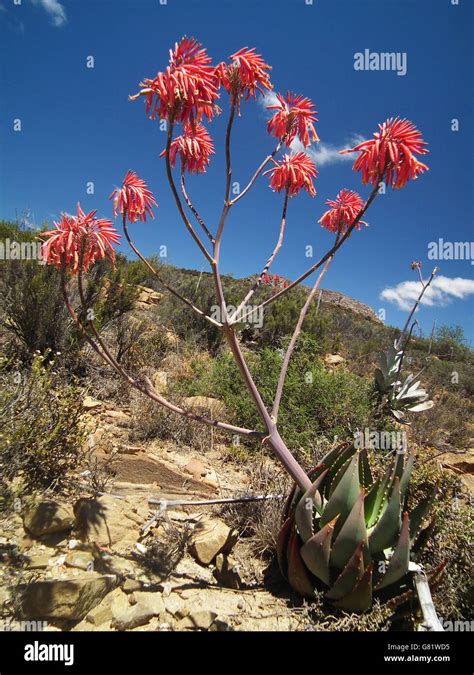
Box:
[41,38,437,617]
[277,442,434,612]
[375,343,434,424]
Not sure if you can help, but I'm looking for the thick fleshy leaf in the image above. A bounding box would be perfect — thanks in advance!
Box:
[333,562,373,613]
[359,447,373,488]
[286,528,315,598]
[320,451,360,528]
[326,541,365,600]
[294,469,328,542]
[399,454,414,501]
[375,512,410,590]
[375,368,387,392]
[300,516,338,586]
[331,490,368,569]
[409,490,437,543]
[407,401,434,412]
[276,517,292,578]
[320,442,351,472]
[324,444,355,499]
[391,408,410,423]
[284,464,325,520]
[369,477,401,554]
[365,459,393,528]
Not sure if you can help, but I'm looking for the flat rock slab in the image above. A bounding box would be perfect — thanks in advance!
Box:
[113,455,217,496]
[14,573,117,621]
[23,501,74,538]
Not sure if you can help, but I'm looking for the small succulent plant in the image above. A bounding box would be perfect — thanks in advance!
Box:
[375,343,433,423]
[277,443,435,612]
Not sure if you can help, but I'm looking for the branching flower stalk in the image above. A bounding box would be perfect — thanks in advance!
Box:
[41,37,434,610]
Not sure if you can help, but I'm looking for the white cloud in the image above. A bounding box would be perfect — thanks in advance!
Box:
[380,276,474,311]
[290,136,364,168]
[258,93,363,167]
[31,0,67,27]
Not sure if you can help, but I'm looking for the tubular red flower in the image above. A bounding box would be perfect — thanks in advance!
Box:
[264,152,317,197]
[109,170,157,223]
[164,122,215,173]
[318,189,367,234]
[40,203,120,274]
[267,92,319,147]
[130,37,219,124]
[216,47,272,105]
[341,117,428,189]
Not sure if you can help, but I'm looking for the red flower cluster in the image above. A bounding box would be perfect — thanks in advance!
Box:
[165,123,215,173]
[265,152,317,197]
[41,204,119,274]
[216,47,272,104]
[109,170,157,223]
[318,189,367,234]
[267,92,319,147]
[130,37,219,124]
[341,117,428,188]
[262,273,289,290]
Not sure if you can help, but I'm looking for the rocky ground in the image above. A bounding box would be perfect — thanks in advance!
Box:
[0,396,311,632]
[1,381,472,633]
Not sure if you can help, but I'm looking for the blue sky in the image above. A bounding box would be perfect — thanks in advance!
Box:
[1,0,473,342]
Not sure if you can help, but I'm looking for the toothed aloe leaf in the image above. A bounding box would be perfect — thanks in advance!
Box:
[364,460,393,528]
[326,541,365,600]
[276,517,292,578]
[369,477,402,554]
[375,512,410,590]
[359,447,373,488]
[294,469,328,542]
[319,442,351,472]
[300,516,338,586]
[284,464,324,519]
[399,454,414,500]
[331,490,368,570]
[320,451,360,527]
[391,451,406,487]
[409,490,437,543]
[332,562,373,613]
[328,455,351,499]
[324,444,355,499]
[286,528,315,598]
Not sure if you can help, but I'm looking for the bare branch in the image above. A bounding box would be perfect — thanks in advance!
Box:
[180,168,215,244]
[237,179,382,324]
[164,118,213,263]
[228,141,282,206]
[395,267,438,351]
[272,254,334,422]
[122,215,222,327]
[63,268,260,440]
[229,189,289,324]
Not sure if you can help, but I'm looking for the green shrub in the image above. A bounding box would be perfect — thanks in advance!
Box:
[172,334,373,463]
[0,353,87,494]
